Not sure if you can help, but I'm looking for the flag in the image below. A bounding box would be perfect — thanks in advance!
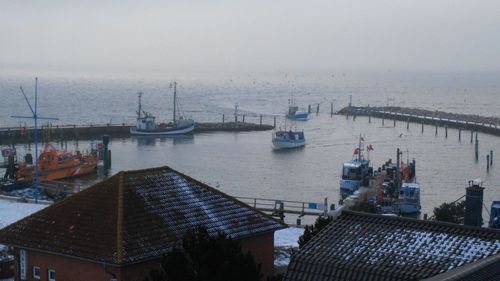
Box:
[353,148,360,155]
[367,144,374,151]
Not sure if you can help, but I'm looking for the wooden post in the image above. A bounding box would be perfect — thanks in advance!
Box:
[369,115,371,123]
[475,132,479,161]
[260,115,262,125]
[406,118,409,130]
[445,125,448,138]
[421,122,424,133]
[330,102,333,117]
[316,104,320,114]
[393,118,396,127]
[382,118,385,126]
[487,155,490,172]
[222,114,225,124]
[308,104,312,114]
[273,116,276,128]
[435,124,438,135]
[470,130,473,143]
[458,128,461,141]
[353,115,356,121]
[242,115,245,123]
[491,150,493,166]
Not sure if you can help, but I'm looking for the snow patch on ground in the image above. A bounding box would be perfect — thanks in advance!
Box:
[274,227,303,247]
[274,227,303,266]
[0,198,47,229]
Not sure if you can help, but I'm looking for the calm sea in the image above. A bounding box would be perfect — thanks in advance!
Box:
[0,71,499,223]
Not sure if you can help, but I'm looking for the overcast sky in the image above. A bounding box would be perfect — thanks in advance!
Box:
[1,0,499,75]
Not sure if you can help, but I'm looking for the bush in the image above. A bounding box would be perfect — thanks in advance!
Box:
[298,215,333,249]
[433,200,466,224]
[144,226,262,281]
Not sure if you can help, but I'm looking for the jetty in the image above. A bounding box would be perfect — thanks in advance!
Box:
[0,122,274,145]
[338,106,500,136]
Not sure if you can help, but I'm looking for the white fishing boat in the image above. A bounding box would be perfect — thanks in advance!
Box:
[130,82,195,136]
[272,130,306,149]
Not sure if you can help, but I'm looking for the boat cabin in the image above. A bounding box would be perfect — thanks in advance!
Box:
[340,159,372,198]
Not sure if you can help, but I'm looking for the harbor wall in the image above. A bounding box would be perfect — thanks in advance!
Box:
[0,122,274,145]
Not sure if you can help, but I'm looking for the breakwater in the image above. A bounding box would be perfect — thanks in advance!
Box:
[338,106,500,136]
[0,122,274,145]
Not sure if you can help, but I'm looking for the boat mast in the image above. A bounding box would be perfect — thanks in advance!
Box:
[173,81,177,123]
[137,92,143,120]
[358,134,362,161]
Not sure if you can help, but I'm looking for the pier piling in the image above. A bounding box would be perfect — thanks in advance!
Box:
[316,104,320,114]
[382,118,385,126]
[222,114,225,124]
[445,125,448,138]
[330,102,333,117]
[407,119,409,130]
[475,132,479,161]
[273,116,276,128]
[487,155,490,172]
[260,115,262,125]
[435,124,438,135]
[421,122,424,133]
[393,118,396,127]
[471,130,473,143]
[242,115,245,123]
[369,115,371,123]
[459,129,461,141]
[308,104,312,114]
[491,150,494,166]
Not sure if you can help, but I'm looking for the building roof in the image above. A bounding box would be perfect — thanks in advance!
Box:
[0,166,285,265]
[284,210,500,281]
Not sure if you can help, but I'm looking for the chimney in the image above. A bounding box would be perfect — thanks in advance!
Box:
[464,179,484,227]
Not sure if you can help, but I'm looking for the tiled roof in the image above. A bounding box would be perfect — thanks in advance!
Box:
[0,166,285,265]
[284,210,500,281]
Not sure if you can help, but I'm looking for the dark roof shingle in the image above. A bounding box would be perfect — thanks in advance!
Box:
[0,166,284,265]
[284,210,500,281]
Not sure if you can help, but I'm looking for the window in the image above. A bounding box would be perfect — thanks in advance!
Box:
[48,269,56,281]
[33,266,41,279]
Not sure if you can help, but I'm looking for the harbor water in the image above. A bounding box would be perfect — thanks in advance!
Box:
[0,71,499,221]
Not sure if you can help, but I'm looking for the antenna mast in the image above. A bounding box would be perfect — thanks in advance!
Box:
[12,78,58,203]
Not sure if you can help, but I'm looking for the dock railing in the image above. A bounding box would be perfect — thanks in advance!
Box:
[235,196,331,224]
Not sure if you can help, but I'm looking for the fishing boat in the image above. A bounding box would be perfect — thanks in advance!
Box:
[16,143,99,182]
[489,201,500,229]
[339,136,373,199]
[286,96,309,121]
[130,82,195,135]
[375,152,421,215]
[272,130,306,149]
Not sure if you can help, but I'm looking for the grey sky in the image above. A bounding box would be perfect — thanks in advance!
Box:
[1,0,499,74]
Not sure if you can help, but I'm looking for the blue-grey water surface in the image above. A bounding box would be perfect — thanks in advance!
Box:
[1,71,499,222]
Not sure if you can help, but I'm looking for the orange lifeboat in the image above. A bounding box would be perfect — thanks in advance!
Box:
[16,143,99,182]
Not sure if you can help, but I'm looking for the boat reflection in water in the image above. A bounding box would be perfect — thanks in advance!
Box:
[131,134,195,146]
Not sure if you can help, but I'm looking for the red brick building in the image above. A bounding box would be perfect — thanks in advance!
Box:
[0,166,285,281]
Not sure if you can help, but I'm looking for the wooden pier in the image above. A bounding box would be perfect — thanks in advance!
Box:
[338,106,500,136]
[0,122,274,145]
